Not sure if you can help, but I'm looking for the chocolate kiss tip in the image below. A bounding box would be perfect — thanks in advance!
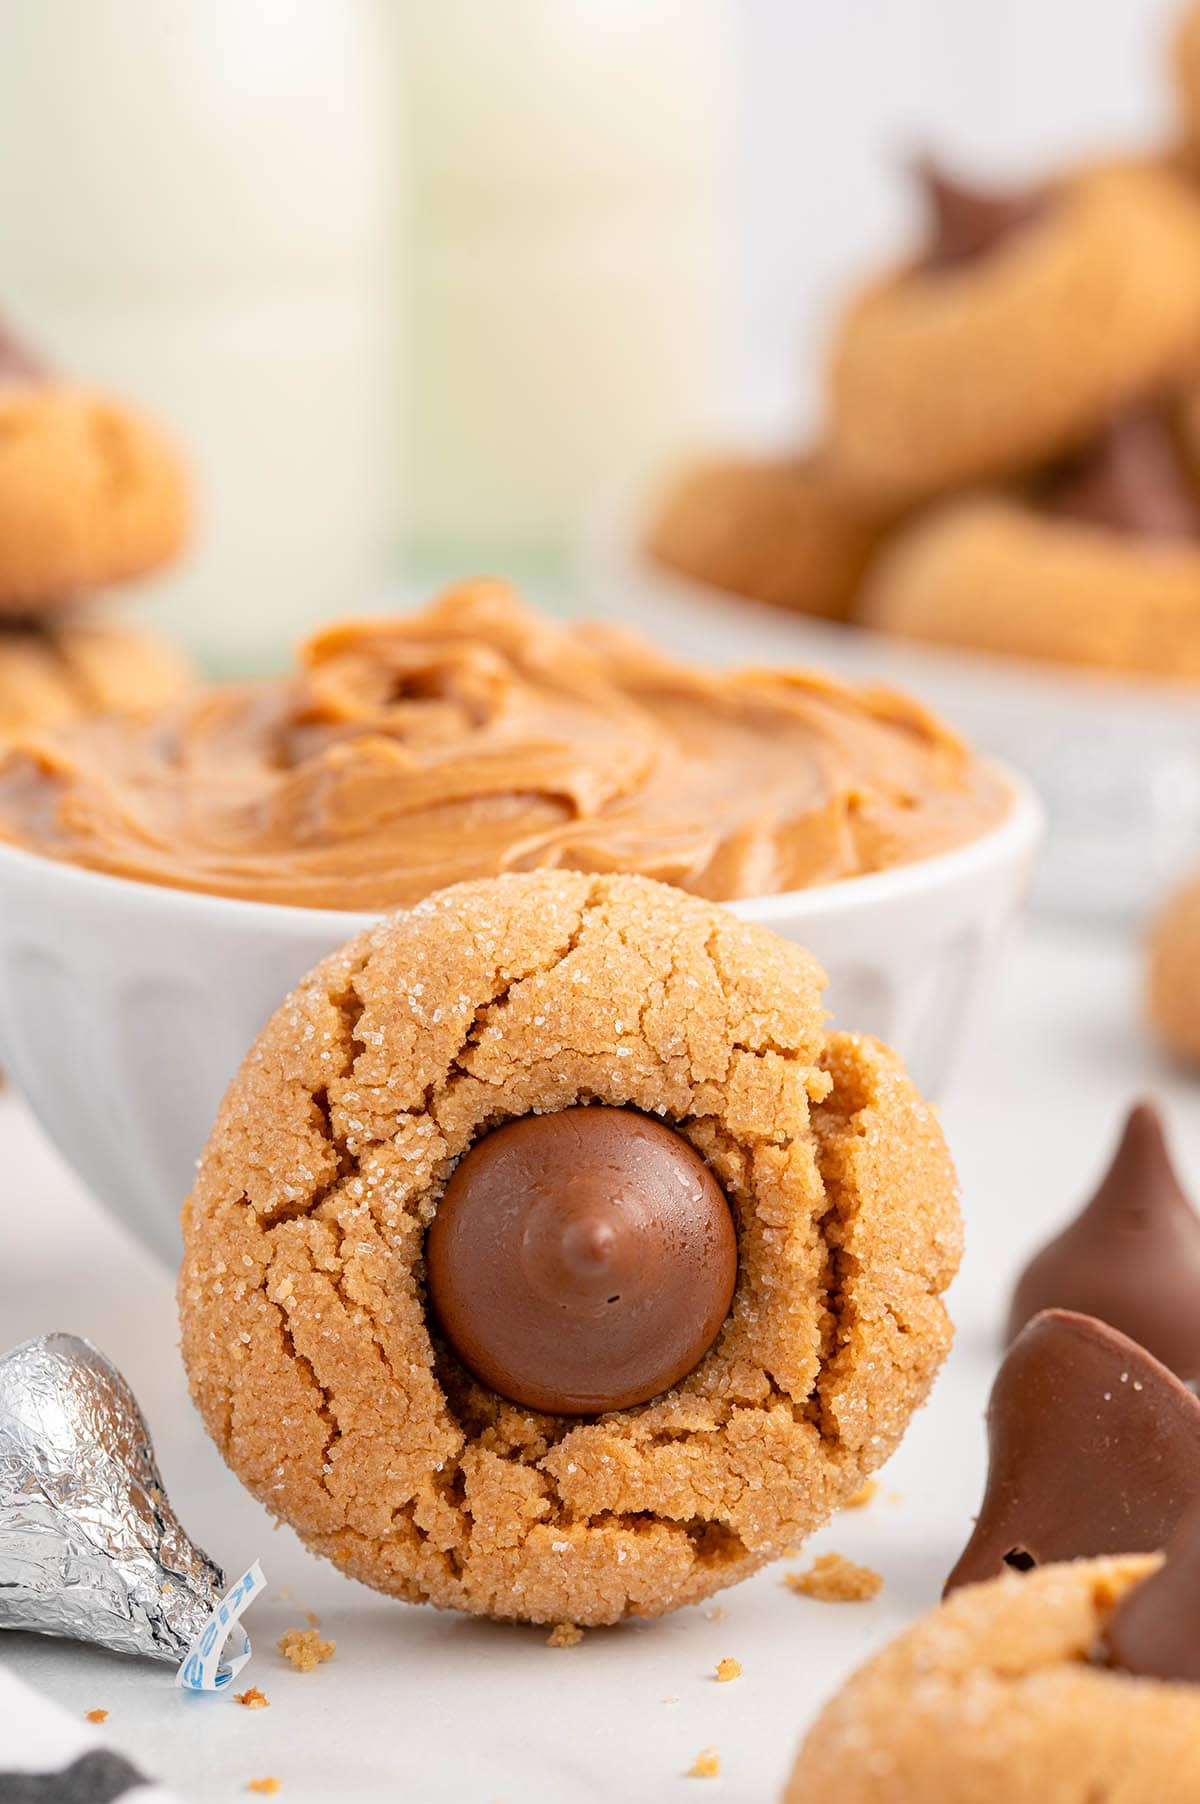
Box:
[1106,1497,1200,1683]
[1007,1101,1200,1376]
[0,314,46,385]
[426,1106,738,1417]
[944,1309,1200,1598]
[912,153,1042,271]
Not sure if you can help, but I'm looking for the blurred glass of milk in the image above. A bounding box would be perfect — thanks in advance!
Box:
[0,0,399,672]
[400,0,735,579]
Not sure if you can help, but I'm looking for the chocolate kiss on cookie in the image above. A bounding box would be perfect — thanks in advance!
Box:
[1106,1497,1200,1682]
[917,156,1044,270]
[1044,409,1200,541]
[944,1309,1200,1595]
[0,314,45,385]
[1008,1102,1200,1377]
[426,1105,738,1416]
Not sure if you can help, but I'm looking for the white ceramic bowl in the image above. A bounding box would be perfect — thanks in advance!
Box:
[582,488,1200,921]
[0,780,1040,1265]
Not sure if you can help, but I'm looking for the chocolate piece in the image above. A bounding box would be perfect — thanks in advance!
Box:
[917,156,1044,270]
[1008,1103,1200,1377]
[426,1106,737,1415]
[944,1310,1200,1595]
[1044,408,1200,540]
[1106,1498,1200,1683]
[0,314,45,385]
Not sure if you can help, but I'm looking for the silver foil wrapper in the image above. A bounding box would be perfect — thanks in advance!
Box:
[0,1332,224,1662]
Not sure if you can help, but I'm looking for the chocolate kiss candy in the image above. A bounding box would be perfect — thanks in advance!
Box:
[426,1106,738,1415]
[916,155,1044,270]
[944,1310,1200,1595]
[1008,1103,1200,1378]
[1106,1497,1200,1683]
[0,314,46,384]
[0,1333,223,1660]
[1045,409,1200,541]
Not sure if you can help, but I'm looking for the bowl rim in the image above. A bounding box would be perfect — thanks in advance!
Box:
[0,760,1044,936]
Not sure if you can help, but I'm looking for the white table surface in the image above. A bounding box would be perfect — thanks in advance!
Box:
[2,916,1197,1803]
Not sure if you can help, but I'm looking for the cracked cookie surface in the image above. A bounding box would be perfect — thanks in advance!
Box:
[786,1556,1200,1802]
[179,872,960,1623]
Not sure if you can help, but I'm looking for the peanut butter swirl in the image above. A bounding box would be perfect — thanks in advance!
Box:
[0,582,1009,910]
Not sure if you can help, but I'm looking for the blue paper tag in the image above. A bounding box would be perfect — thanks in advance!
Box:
[175,1561,267,1693]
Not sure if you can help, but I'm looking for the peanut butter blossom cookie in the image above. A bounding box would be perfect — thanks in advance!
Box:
[0,315,188,612]
[827,160,1200,505]
[179,872,961,1624]
[643,451,891,622]
[784,1554,1200,1802]
[861,403,1200,678]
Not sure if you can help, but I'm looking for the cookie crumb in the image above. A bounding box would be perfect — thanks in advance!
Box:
[546,1622,583,1648]
[703,1605,727,1621]
[842,1478,879,1511]
[85,1708,108,1724]
[234,1686,270,1709]
[786,1552,883,1603]
[247,1782,281,1797]
[276,1585,292,1601]
[277,1627,335,1672]
[714,1657,741,1682]
[688,1746,721,1778]
[304,1611,321,1628]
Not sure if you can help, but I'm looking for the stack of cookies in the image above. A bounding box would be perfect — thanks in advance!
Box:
[0,313,192,740]
[647,0,1200,686]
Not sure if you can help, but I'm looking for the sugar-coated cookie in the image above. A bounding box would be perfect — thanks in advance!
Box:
[784,1556,1200,1802]
[0,618,193,738]
[179,871,960,1625]
[644,452,890,621]
[827,163,1200,505]
[860,493,1200,679]
[0,380,188,612]
[1148,871,1200,1067]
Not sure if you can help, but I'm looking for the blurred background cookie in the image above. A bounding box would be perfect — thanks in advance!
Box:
[0,617,192,740]
[1175,0,1200,147]
[643,451,892,621]
[826,160,1200,506]
[0,369,189,616]
[1148,869,1200,1066]
[0,308,193,750]
[860,479,1200,680]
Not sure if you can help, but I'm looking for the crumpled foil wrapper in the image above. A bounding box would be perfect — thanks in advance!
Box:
[0,1332,224,1662]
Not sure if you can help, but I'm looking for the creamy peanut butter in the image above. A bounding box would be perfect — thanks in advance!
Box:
[0,581,1009,909]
